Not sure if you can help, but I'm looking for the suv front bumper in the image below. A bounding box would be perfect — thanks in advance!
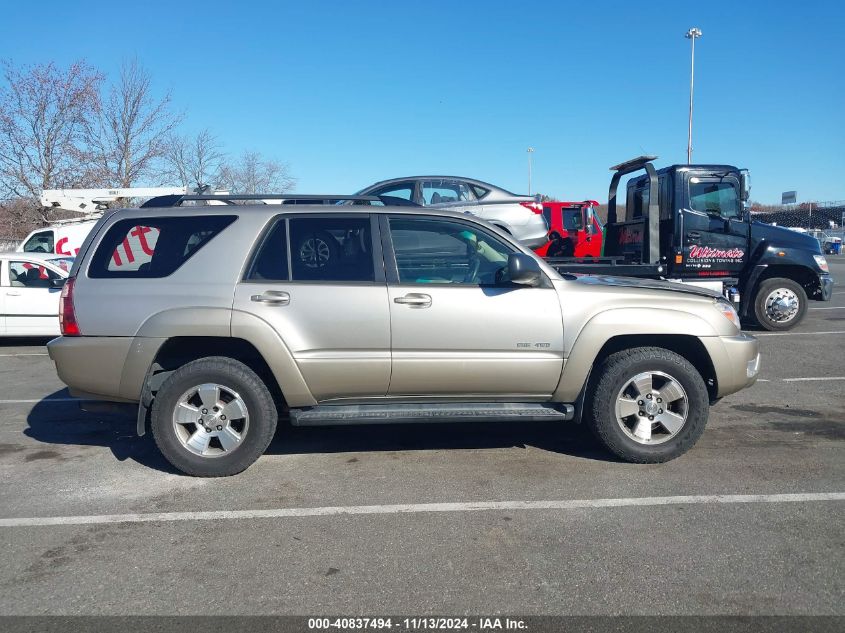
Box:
[700,333,760,398]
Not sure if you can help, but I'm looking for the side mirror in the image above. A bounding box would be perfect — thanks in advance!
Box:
[740,170,751,203]
[507,253,542,286]
[50,278,67,289]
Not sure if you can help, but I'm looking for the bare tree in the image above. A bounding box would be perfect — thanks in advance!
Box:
[0,60,103,224]
[218,150,295,194]
[88,58,181,187]
[163,128,225,188]
[0,198,43,238]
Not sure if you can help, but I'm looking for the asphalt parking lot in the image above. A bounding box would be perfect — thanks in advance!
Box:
[0,261,842,616]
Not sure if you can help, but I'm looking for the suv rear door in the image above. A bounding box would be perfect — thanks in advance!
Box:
[382,214,563,397]
[234,213,391,401]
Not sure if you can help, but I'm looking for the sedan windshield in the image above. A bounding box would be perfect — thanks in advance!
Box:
[46,257,74,273]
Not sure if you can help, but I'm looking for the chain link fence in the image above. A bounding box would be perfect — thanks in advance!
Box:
[0,237,21,251]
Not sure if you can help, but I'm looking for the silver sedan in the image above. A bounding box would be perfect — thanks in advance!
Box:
[357,176,549,248]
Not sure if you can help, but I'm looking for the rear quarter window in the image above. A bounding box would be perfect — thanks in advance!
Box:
[88,216,237,278]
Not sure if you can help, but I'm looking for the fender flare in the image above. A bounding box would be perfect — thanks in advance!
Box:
[131,308,316,435]
[553,307,720,402]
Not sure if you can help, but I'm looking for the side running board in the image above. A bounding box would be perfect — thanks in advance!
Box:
[289,402,575,426]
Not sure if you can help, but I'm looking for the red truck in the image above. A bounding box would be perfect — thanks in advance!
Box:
[534,200,603,257]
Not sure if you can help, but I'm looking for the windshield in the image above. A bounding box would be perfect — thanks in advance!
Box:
[46,256,75,273]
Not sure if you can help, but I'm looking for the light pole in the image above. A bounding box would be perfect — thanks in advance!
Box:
[527,147,534,195]
[685,27,702,164]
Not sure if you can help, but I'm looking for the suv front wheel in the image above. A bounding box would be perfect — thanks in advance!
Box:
[586,347,709,463]
[151,357,278,476]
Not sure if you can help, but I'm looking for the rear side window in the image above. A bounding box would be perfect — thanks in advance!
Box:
[471,185,490,199]
[289,217,374,282]
[89,216,236,278]
[246,220,289,281]
[247,216,376,283]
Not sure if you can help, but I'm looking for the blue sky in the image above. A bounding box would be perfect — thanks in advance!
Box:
[2,0,843,203]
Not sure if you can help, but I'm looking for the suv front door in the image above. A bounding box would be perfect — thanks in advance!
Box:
[233,214,391,401]
[383,215,563,397]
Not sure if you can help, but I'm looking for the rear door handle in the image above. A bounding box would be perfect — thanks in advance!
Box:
[6,291,21,296]
[394,293,432,308]
[251,290,290,306]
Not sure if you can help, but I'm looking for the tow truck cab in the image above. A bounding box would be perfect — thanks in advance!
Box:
[549,156,833,331]
[535,201,603,258]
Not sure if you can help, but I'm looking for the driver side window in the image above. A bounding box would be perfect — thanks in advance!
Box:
[689,180,740,219]
[388,217,515,286]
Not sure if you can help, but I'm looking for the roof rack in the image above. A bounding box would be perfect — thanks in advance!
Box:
[140,194,420,208]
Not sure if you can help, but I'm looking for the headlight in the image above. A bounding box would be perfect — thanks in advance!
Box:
[813,255,829,273]
[714,299,741,330]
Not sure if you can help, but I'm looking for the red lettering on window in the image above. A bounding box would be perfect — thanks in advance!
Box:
[130,225,155,256]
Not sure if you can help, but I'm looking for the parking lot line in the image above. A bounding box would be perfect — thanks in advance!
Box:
[810,306,845,310]
[0,353,49,357]
[782,376,845,382]
[754,330,845,337]
[0,492,842,528]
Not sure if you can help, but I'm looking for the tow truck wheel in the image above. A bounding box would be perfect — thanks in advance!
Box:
[753,277,807,331]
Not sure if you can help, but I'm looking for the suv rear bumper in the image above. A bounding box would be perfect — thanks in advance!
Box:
[700,333,760,398]
[48,336,163,402]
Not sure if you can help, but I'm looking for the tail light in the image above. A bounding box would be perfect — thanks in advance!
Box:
[59,277,80,336]
[520,201,544,214]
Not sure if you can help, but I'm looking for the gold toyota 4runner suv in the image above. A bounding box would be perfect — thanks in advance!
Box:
[48,199,760,476]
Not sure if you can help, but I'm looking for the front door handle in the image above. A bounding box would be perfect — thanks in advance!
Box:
[394,293,432,308]
[251,290,290,306]
[686,231,701,241]
[6,291,21,296]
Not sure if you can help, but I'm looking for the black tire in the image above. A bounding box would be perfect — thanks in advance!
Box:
[585,347,709,463]
[752,277,807,332]
[151,357,277,477]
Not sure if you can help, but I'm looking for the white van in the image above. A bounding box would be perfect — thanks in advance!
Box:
[18,221,99,257]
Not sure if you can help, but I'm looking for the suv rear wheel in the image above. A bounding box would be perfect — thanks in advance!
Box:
[586,347,709,463]
[151,357,278,476]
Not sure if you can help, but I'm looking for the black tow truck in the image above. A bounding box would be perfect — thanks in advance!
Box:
[546,156,833,330]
